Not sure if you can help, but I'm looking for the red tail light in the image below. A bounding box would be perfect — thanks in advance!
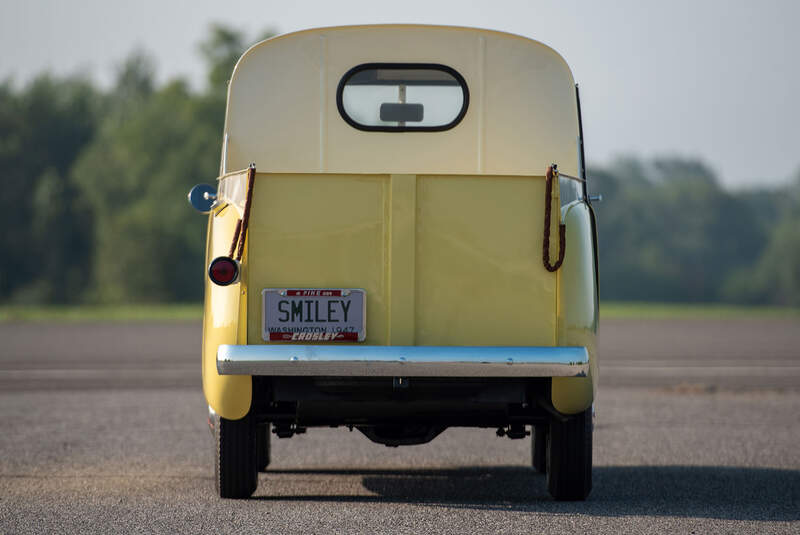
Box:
[208,256,240,286]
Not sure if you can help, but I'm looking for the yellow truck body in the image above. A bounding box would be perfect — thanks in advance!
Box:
[193,25,599,500]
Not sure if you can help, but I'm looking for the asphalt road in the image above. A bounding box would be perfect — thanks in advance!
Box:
[1,318,798,534]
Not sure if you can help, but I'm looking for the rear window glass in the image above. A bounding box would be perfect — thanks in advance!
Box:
[337,64,469,132]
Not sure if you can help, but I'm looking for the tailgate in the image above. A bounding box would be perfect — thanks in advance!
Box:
[246,173,557,347]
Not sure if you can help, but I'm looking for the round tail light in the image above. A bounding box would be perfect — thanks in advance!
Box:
[208,256,239,286]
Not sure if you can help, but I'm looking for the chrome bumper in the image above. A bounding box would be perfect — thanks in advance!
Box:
[217,345,589,378]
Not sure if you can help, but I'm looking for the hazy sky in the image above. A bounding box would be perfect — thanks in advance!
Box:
[2,0,798,188]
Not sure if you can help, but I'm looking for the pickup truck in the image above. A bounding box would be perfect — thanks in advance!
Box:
[189,24,599,501]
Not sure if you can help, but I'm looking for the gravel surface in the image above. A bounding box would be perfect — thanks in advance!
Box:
[0,319,798,534]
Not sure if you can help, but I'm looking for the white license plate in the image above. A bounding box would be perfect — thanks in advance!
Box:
[262,288,366,342]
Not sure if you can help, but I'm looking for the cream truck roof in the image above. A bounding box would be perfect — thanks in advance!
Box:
[222,24,580,177]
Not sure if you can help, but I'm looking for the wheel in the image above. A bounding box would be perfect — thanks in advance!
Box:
[256,423,271,472]
[531,425,547,474]
[546,408,592,501]
[214,413,258,499]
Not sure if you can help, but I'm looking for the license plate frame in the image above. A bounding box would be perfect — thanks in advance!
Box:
[262,288,366,342]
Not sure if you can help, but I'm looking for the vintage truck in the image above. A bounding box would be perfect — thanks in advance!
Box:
[189,24,599,501]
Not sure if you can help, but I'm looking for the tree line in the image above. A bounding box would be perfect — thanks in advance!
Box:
[591,159,799,305]
[1,26,798,306]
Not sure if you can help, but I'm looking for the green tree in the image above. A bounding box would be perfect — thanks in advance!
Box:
[590,156,766,302]
[722,174,800,305]
[72,77,221,302]
[200,24,248,97]
[0,75,99,302]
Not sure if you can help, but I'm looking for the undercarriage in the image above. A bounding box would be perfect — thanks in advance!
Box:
[250,376,556,446]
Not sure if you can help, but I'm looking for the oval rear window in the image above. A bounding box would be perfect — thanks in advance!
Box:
[336,63,469,132]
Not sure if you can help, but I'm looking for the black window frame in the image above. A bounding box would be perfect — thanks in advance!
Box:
[336,63,470,133]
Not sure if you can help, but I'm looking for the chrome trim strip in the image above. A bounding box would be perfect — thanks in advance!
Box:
[217,345,589,378]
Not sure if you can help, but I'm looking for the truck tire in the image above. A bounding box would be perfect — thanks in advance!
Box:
[256,423,271,472]
[531,425,547,474]
[546,408,592,501]
[214,413,258,499]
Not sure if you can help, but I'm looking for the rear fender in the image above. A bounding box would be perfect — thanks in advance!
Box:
[202,203,252,420]
[553,200,598,414]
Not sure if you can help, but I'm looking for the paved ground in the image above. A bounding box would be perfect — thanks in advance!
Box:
[0,318,798,534]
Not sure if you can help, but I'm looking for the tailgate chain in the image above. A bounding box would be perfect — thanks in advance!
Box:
[229,163,256,261]
[543,164,566,272]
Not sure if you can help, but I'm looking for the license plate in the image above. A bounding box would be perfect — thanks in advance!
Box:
[262,288,366,342]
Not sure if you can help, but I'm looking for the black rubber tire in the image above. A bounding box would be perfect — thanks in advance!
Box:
[546,408,592,501]
[531,425,547,474]
[214,413,258,499]
[256,423,271,472]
